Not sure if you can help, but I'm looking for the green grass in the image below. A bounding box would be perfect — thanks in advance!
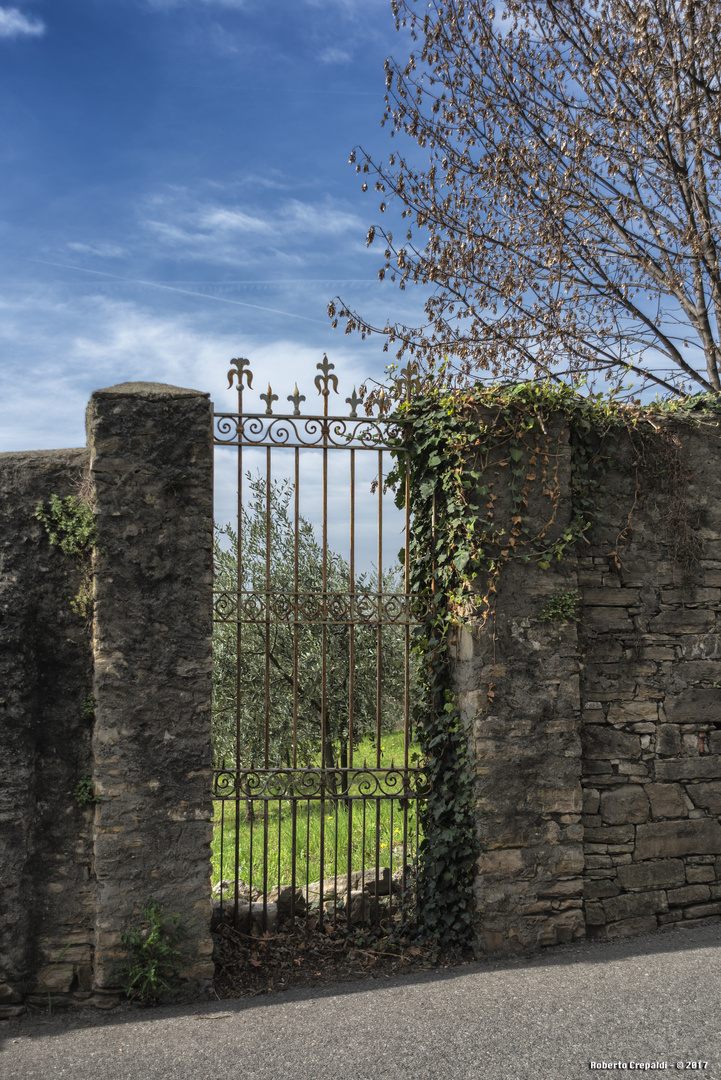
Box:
[211,730,426,893]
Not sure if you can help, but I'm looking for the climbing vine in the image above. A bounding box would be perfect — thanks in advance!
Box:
[35,490,99,618]
[387,378,720,950]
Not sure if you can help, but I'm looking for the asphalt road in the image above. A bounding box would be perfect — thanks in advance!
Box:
[3,923,721,1080]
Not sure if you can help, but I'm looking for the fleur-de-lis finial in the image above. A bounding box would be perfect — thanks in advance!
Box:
[395,360,421,402]
[227,356,253,391]
[287,383,306,416]
[314,354,339,397]
[376,388,390,416]
[260,383,279,415]
[345,386,362,418]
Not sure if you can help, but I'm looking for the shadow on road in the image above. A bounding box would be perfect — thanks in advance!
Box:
[4,921,720,1045]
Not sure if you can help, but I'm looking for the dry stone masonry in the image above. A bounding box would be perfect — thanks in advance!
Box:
[578,422,721,941]
[454,409,721,952]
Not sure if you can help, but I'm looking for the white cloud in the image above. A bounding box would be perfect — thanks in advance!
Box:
[145,0,246,8]
[143,192,364,265]
[0,6,45,38]
[319,45,352,65]
[67,242,129,259]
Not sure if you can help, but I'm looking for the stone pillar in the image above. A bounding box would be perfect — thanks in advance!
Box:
[87,383,214,993]
[451,413,585,952]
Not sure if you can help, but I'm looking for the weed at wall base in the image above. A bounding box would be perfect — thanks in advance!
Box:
[119,900,185,1006]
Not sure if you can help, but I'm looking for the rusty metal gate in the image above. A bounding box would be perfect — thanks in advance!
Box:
[211,355,429,933]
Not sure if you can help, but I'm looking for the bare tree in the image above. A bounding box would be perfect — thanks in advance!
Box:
[330,0,721,397]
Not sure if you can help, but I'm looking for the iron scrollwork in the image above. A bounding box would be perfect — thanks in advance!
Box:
[212,589,430,625]
[213,766,431,801]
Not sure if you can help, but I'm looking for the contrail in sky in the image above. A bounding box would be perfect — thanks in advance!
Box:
[27,259,329,325]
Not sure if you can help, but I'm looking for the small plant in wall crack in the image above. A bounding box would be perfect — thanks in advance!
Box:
[72,775,99,808]
[120,900,185,1006]
[538,588,581,623]
[35,491,99,618]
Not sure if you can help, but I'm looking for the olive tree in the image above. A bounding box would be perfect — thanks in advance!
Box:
[213,475,409,774]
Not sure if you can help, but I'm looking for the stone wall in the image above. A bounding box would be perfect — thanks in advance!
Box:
[4,384,720,1002]
[0,447,95,1017]
[0,383,214,1017]
[579,422,721,940]
[458,410,721,952]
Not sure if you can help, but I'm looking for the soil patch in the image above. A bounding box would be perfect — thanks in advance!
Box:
[213,919,473,997]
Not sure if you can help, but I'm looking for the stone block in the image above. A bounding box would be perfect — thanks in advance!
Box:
[670,884,715,908]
[582,607,633,632]
[655,757,721,782]
[686,781,721,814]
[583,763,615,777]
[36,964,75,993]
[616,859,685,891]
[664,689,721,724]
[585,856,613,868]
[662,588,721,606]
[546,908,585,945]
[582,727,642,761]
[478,849,525,876]
[0,983,22,1004]
[636,818,721,860]
[583,879,620,900]
[683,902,721,919]
[584,825,635,844]
[550,845,585,874]
[0,1005,27,1020]
[536,879,583,899]
[685,865,715,883]
[617,763,649,777]
[606,702,659,724]
[581,588,640,606]
[658,910,684,925]
[527,787,582,814]
[646,783,689,820]
[600,785,650,825]
[620,559,675,587]
[656,725,682,757]
[584,903,606,926]
[602,890,667,923]
[588,915,659,939]
[650,610,716,635]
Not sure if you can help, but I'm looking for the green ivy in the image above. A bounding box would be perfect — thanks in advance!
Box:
[385,377,718,951]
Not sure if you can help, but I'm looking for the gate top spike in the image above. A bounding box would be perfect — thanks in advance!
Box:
[345,387,362,418]
[227,357,253,391]
[287,383,306,417]
[314,354,339,397]
[395,360,420,402]
[259,383,279,415]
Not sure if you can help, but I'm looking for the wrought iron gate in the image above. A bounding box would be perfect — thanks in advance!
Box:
[211,355,429,932]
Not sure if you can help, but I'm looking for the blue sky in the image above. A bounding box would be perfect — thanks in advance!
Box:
[0,0,421,459]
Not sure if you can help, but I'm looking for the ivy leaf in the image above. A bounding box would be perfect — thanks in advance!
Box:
[453,550,470,573]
